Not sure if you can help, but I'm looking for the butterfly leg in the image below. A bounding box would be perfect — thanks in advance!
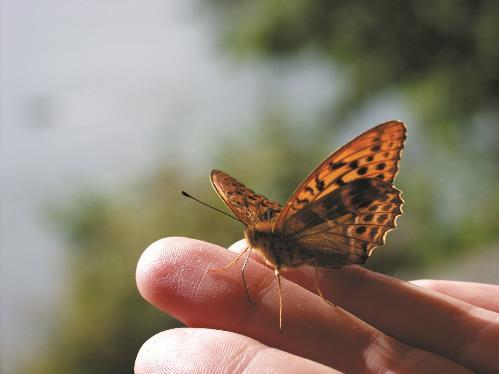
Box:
[275,268,284,334]
[209,246,256,305]
[208,246,250,273]
[313,262,336,307]
[241,246,255,305]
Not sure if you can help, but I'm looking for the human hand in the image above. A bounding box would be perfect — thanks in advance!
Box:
[135,237,499,373]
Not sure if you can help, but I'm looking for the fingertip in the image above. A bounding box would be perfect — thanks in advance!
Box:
[136,237,183,304]
[134,330,166,374]
[136,237,225,310]
[135,328,335,374]
[135,328,188,374]
[135,328,247,373]
[135,328,247,374]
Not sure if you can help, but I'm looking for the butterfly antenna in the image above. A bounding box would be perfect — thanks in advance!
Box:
[181,191,241,223]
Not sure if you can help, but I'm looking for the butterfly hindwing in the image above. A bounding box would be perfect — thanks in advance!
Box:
[286,178,404,267]
[210,169,282,226]
[274,121,406,231]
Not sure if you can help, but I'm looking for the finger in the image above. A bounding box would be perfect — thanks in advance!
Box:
[277,263,499,373]
[135,328,336,373]
[411,280,499,312]
[137,237,469,373]
[219,240,499,372]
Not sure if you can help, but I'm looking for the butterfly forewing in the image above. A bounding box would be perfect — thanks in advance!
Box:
[210,169,282,226]
[274,121,406,231]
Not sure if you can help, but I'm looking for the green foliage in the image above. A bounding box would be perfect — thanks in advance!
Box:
[210,0,499,129]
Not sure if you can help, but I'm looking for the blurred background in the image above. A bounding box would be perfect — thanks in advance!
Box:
[1,0,498,372]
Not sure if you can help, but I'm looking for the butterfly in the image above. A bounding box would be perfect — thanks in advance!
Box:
[209,120,406,333]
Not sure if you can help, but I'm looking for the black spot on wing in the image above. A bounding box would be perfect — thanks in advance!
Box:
[355,226,366,234]
[376,162,386,170]
[349,160,359,169]
[357,167,368,175]
[296,197,310,205]
[304,186,315,194]
[377,213,388,223]
[315,176,325,192]
[329,161,346,170]
[378,195,388,202]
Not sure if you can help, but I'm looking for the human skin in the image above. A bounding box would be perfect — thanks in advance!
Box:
[135,237,499,373]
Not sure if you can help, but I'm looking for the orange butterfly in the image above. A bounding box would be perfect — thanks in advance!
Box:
[209,121,406,332]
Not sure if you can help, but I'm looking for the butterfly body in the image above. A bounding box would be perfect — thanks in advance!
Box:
[209,121,407,332]
[244,221,313,270]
